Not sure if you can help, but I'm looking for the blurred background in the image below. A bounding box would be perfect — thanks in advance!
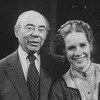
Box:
[0,0,100,63]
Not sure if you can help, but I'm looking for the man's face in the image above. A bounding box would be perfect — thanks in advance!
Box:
[64,32,92,72]
[15,12,48,54]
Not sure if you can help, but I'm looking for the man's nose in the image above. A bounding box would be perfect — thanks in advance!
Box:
[31,29,39,36]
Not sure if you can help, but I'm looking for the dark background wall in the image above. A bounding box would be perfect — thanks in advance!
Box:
[0,0,100,63]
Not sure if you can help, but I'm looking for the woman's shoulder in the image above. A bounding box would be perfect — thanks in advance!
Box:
[51,77,80,93]
[94,62,100,66]
[49,77,82,100]
[93,62,100,71]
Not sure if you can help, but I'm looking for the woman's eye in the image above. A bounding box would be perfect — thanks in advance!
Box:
[68,46,76,51]
[80,43,86,47]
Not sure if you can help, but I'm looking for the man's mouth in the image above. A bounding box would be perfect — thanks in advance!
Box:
[29,41,40,46]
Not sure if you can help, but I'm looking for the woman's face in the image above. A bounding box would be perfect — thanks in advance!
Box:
[64,31,92,71]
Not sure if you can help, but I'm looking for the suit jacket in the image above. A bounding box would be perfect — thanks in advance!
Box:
[0,49,66,100]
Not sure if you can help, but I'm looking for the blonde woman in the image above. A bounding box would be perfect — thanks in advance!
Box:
[49,20,100,100]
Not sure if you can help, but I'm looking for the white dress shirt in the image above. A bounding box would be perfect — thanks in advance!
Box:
[18,46,40,81]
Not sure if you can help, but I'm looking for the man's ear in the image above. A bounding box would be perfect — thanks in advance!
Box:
[14,27,19,38]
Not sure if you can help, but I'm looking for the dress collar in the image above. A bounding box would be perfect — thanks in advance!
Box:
[70,62,95,80]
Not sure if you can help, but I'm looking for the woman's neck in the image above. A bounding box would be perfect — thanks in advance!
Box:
[71,60,92,80]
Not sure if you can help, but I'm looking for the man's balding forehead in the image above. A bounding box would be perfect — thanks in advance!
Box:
[15,10,50,31]
[18,10,44,22]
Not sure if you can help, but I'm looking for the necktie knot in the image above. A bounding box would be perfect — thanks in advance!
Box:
[28,54,36,64]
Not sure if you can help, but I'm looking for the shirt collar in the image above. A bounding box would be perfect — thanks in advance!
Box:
[18,46,28,61]
[18,46,40,61]
[34,52,40,62]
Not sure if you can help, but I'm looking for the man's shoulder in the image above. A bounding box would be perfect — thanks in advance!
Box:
[40,50,63,62]
[48,52,63,62]
[0,51,17,66]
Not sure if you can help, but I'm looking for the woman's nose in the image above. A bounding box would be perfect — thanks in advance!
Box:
[74,47,82,56]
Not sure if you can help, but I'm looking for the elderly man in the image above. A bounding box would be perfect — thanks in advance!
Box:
[0,10,65,100]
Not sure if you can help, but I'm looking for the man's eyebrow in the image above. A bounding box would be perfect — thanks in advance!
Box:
[25,24,34,27]
[38,25,46,29]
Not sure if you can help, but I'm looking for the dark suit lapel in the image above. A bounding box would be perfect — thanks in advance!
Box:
[40,67,51,100]
[5,51,31,100]
[40,51,52,100]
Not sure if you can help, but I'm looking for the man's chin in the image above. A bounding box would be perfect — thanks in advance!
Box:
[26,47,39,54]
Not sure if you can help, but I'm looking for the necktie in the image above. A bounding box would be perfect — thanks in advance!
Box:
[27,54,40,100]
